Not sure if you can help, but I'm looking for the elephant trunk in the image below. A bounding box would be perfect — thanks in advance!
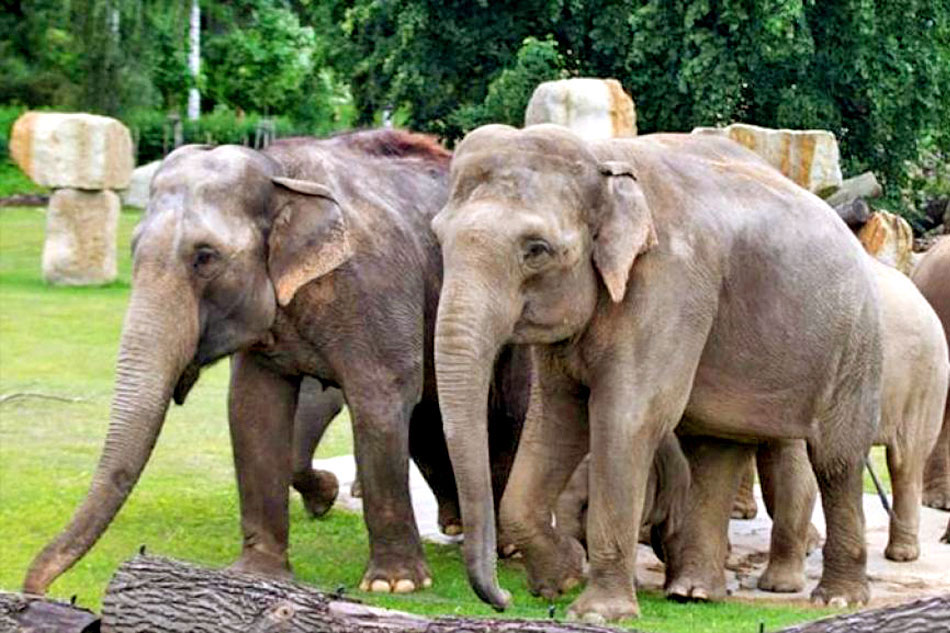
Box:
[23,285,198,594]
[434,273,514,610]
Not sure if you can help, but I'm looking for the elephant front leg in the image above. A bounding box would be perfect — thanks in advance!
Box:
[756,440,817,592]
[731,454,758,519]
[228,353,299,579]
[499,354,589,600]
[349,389,431,593]
[665,436,754,603]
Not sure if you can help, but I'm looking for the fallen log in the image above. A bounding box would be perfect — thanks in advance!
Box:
[777,594,950,633]
[0,591,99,633]
[100,555,623,633]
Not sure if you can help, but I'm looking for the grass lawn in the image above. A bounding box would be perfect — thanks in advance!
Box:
[0,206,853,631]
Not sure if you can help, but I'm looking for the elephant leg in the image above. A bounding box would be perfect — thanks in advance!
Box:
[292,380,344,518]
[554,455,590,550]
[228,352,299,579]
[756,440,817,592]
[884,442,924,561]
[348,386,430,593]
[665,436,753,602]
[923,413,950,510]
[409,400,462,536]
[731,454,758,519]
[499,353,589,600]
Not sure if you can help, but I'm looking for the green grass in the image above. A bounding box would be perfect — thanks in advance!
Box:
[0,207,840,632]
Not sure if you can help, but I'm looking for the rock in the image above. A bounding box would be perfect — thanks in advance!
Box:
[824,171,882,208]
[858,210,914,275]
[43,188,119,285]
[692,123,842,193]
[833,197,872,228]
[525,78,636,140]
[10,112,134,189]
[121,160,163,209]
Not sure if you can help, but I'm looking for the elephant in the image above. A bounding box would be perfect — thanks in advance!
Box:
[431,124,882,621]
[23,130,529,597]
[291,379,344,518]
[912,237,950,541]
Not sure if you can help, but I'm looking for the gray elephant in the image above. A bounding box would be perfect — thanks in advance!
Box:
[291,380,344,518]
[24,130,529,597]
[431,124,882,621]
[912,237,950,541]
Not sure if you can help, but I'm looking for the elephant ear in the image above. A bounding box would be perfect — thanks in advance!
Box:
[591,161,657,303]
[268,176,353,307]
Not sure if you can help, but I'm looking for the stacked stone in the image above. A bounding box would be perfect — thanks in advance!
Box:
[525,78,637,140]
[10,112,134,285]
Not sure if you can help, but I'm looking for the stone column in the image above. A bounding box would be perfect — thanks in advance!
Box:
[9,112,133,285]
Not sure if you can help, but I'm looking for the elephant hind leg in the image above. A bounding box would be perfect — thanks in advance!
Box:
[731,455,758,519]
[409,400,462,536]
[292,382,344,518]
[884,442,924,561]
[923,410,950,510]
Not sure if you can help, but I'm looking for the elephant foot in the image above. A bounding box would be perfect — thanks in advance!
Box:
[730,496,758,520]
[922,486,950,510]
[941,521,950,544]
[437,499,463,536]
[884,539,919,562]
[665,566,727,602]
[523,534,587,599]
[810,579,869,607]
[229,548,292,581]
[359,553,432,594]
[293,469,339,518]
[566,585,639,623]
[757,560,805,593]
[350,478,363,498]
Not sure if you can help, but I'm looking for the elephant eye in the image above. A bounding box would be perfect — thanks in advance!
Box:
[193,245,220,275]
[522,238,553,264]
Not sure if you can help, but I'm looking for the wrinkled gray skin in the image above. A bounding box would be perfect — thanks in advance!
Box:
[911,237,950,542]
[23,131,528,597]
[291,380,343,518]
[432,125,882,621]
[554,434,690,563]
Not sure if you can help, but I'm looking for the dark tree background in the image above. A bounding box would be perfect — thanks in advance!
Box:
[1,0,948,216]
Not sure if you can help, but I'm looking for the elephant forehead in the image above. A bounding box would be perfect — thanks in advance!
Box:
[451,153,595,205]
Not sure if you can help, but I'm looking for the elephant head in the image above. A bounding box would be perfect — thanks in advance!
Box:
[24,144,352,594]
[431,124,656,608]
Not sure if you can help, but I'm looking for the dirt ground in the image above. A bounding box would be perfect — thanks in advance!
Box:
[314,455,950,608]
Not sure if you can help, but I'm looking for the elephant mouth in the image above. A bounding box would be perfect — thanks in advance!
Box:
[172,359,201,405]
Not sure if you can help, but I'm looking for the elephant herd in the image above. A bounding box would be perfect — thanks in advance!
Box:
[22,125,950,624]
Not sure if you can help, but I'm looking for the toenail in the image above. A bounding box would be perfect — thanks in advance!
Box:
[369,579,392,593]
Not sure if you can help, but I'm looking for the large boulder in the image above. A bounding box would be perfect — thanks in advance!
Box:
[692,123,842,194]
[42,188,119,285]
[121,160,163,209]
[10,112,134,190]
[525,78,636,140]
[858,210,914,275]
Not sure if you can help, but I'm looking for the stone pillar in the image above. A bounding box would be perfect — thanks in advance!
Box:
[9,112,133,285]
[525,78,637,140]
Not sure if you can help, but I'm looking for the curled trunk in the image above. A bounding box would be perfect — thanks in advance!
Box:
[434,278,512,610]
[24,287,197,595]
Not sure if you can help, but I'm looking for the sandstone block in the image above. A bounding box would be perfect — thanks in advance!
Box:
[858,210,914,275]
[43,188,119,285]
[692,123,842,193]
[525,78,636,140]
[10,112,134,189]
[121,160,163,209]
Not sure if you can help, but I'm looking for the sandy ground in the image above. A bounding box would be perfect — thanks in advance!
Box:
[313,455,950,607]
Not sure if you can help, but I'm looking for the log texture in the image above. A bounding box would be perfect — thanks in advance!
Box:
[100,555,622,633]
[0,591,99,633]
[777,594,950,633]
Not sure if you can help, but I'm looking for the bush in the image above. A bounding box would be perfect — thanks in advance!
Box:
[0,105,27,160]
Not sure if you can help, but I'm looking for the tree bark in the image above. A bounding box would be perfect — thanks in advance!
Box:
[100,555,621,633]
[777,595,950,633]
[186,0,200,121]
[0,591,99,633]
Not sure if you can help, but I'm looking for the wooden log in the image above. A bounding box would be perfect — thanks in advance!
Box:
[100,555,625,633]
[776,595,950,633]
[0,591,99,633]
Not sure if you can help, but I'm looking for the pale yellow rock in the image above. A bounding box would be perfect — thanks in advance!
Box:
[10,112,134,189]
[525,78,636,140]
[42,188,119,285]
[692,123,842,193]
[858,210,914,275]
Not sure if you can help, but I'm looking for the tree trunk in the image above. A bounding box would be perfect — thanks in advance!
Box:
[186,0,200,121]
[777,595,950,633]
[0,591,99,633]
[100,555,619,633]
